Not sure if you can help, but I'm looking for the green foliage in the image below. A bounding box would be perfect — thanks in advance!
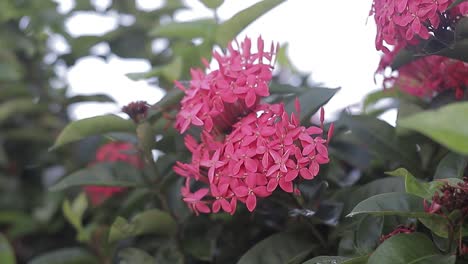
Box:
[236,232,313,264]
[2,0,468,263]
[51,115,136,150]
[50,162,145,191]
[399,102,468,154]
[108,209,176,243]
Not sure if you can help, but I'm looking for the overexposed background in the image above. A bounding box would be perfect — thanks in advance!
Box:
[54,0,390,122]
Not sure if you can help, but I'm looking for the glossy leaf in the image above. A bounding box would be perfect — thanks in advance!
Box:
[386,168,442,200]
[0,233,15,264]
[285,87,340,124]
[50,162,144,191]
[399,102,468,154]
[108,209,176,242]
[368,233,454,264]
[51,114,135,150]
[237,232,313,264]
[434,152,467,179]
[347,192,442,219]
[215,0,285,46]
[28,248,99,264]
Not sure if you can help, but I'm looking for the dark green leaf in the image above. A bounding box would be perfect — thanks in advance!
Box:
[216,0,285,46]
[284,87,340,124]
[49,162,145,191]
[340,115,419,170]
[434,152,467,179]
[0,233,15,264]
[355,215,383,254]
[50,114,135,150]
[340,177,405,215]
[368,233,454,264]
[108,209,176,242]
[237,232,313,264]
[398,102,468,154]
[347,192,443,219]
[28,248,98,264]
[118,248,154,264]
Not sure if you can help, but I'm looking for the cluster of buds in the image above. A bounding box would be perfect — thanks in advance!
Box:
[424,177,468,218]
[379,225,415,243]
[173,37,333,215]
[371,0,468,52]
[122,101,150,123]
[84,142,144,206]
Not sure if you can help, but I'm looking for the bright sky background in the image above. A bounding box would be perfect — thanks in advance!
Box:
[54,0,392,122]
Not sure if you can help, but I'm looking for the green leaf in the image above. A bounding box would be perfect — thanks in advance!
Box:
[304,255,369,264]
[215,0,285,46]
[118,248,154,264]
[340,177,405,215]
[50,114,135,150]
[150,19,216,39]
[65,94,115,105]
[237,232,313,264]
[347,192,443,219]
[398,102,468,155]
[0,98,45,123]
[284,87,340,124]
[0,233,15,264]
[62,193,87,232]
[340,115,419,170]
[199,0,224,9]
[368,233,455,264]
[28,248,98,264]
[49,162,145,191]
[108,209,176,243]
[434,152,467,179]
[355,215,383,254]
[386,168,442,200]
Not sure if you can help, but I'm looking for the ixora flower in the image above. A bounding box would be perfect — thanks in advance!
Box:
[370,0,468,52]
[174,36,278,134]
[377,52,468,99]
[174,37,333,215]
[84,142,143,206]
[423,177,468,217]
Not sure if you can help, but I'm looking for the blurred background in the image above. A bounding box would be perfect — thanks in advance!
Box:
[54,0,384,121]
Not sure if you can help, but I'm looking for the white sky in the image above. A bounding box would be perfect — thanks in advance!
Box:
[55,0,395,123]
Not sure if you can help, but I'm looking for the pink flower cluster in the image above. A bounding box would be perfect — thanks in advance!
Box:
[371,0,468,52]
[84,142,143,206]
[173,37,333,215]
[174,37,276,134]
[377,49,468,99]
